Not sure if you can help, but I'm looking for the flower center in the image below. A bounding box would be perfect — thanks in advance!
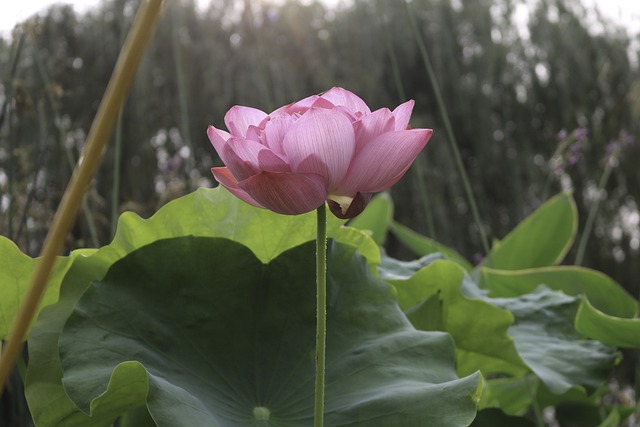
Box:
[327,194,353,215]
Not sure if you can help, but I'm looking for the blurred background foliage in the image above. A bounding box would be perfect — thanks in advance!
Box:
[0,0,639,424]
[1,0,638,301]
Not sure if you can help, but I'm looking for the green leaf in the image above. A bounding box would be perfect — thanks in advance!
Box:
[23,187,370,426]
[347,192,393,245]
[25,252,144,427]
[389,260,527,377]
[478,376,538,416]
[20,185,445,424]
[482,193,577,270]
[490,286,619,394]
[378,251,444,281]
[480,375,606,419]
[479,266,637,318]
[110,186,344,264]
[597,409,621,427]
[55,238,480,426]
[575,298,640,348]
[3,187,348,342]
[389,221,473,271]
[0,236,94,339]
[332,226,381,270]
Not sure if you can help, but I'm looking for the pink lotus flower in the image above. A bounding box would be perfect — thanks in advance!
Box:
[208,87,432,218]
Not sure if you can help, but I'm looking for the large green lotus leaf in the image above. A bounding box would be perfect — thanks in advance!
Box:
[24,187,374,426]
[347,192,393,245]
[482,193,577,270]
[107,186,344,265]
[575,298,640,348]
[390,222,473,271]
[490,286,619,394]
[55,238,481,427]
[2,186,351,342]
[388,259,527,377]
[25,251,149,426]
[478,266,637,318]
[0,235,95,339]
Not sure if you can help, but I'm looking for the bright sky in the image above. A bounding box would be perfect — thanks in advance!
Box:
[1,0,639,38]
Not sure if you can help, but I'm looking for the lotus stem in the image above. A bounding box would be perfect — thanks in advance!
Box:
[0,0,165,395]
[314,203,327,427]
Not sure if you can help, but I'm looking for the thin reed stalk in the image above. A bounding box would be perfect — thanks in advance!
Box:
[243,0,274,111]
[171,2,196,187]
[377,3,436,238]
[111,107,124,238]
[403,0,490,254]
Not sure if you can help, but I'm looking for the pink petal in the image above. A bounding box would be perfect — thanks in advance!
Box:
[353,108,395,153]
[336,129,433,194]
[282,108,356,189]
[270,95,320,117]
[238,171,328,215]
[262,114,296,156]
[207,126,231,144]
[224,106,268,137]
[392,100,415,131]
[245,125,263,144]
[224,137,289,180]
[320,87,371,115]
[309,96,337,110]
[208,126,232,162]
[211,167,264,209]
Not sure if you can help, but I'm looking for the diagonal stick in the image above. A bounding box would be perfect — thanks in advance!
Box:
[0,0,165,394]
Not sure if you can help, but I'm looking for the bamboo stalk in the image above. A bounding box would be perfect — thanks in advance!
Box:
[0,0,165,394]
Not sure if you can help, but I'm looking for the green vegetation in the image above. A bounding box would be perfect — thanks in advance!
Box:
[1,0,638,425]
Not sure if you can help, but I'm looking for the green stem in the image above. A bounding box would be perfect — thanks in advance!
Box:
[110,12,129,239]
[314,204,327,427]
[403,0,490,254]
[377,3,436,238]
[171,2,196,188]
[111,107,124,238]
[574,149,618,266]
